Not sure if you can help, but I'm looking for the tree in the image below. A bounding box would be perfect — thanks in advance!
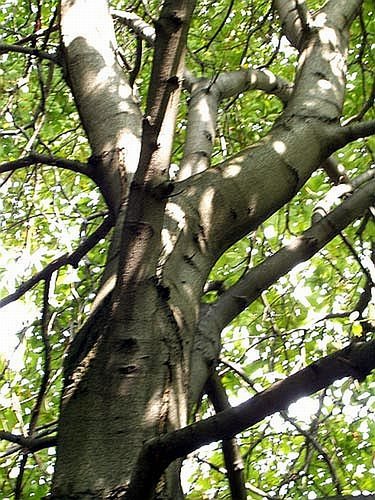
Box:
[0,0,374,498]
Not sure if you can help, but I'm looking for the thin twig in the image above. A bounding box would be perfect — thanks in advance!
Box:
[0,216,114,309]
[0,42,58,63]
[0,152,92,177]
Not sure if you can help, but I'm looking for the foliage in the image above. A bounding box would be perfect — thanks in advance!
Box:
[0,0,374,498]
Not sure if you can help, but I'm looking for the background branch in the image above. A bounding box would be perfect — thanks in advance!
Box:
[0,216,113,309]
[205,372,247,500]
[0,431,56,454]
[0,153,92,178]
[0,42,58,63]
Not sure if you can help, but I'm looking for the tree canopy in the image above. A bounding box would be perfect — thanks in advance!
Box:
[0,0,374,499]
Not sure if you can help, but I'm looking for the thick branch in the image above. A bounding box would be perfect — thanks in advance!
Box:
[112,0,197,297]
[113,10,292,184]
[176,0,362,259]
[126,339,375,499]
[111,10,155,45]
[134,0,197,185]
[60,0,142,213]
[337,119,375,145]
[215,69,292,103]
[273,0,309,50]
[322,0,363,28]
[279,0,361,122]
[113,14,293,183]
[115,10,292,185]
[179,0,365,186]
[0,216,113,309]
[198,177,375,339]
[178,69,292,180]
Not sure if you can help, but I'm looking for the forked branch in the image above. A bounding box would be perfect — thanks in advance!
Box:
[198,177,375,339]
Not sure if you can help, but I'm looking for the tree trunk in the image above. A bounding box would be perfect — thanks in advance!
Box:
[52,0,200,497]
[49,0,373,498]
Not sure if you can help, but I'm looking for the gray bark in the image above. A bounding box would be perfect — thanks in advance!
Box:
[50,0,374,498]
[60,0,142,214]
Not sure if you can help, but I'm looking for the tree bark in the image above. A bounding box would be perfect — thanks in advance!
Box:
[52,1,197,498]
[49,0,373,498]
